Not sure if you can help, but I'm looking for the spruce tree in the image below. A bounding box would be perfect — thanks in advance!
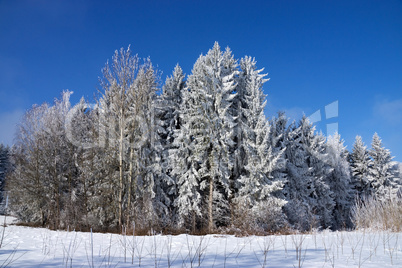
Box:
[170,85,201,230]
[369,133,400,201]
[283,117,334,230]
[234,56,285,230]
[269,112,288,185]
[283,120,316,230]
[174,42,237,231]
[153,64,185,226]
[326,133,354,229]
[349,135,372,198]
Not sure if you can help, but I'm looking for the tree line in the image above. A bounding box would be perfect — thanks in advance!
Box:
[3,43,401,234]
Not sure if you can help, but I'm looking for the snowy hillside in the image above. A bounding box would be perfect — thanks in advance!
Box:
[1,217,401,268]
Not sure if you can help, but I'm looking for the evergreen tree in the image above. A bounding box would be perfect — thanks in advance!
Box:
[301,118,334,229]
[326,133,354,229]
[269,112,288,185]
[369,133,400,201]
[8,43,402,234]
[349,135,372,198]
[234,56,285,229]
[0,144,10,214]
[133,62,160,229]
[153,64,185,225]
[283,120,316,230]
[283,117,334,230]
[174,42,237,232]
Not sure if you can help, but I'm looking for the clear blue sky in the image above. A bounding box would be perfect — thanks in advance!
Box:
[0,0,401,161]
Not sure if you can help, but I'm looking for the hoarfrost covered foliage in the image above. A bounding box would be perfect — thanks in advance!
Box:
[5,43,401,234]
[153,64,185,225]
[326,133,354,229]
[174,43,239,231]
[368,133,400,201]
[232,56,286,232]
[283,117,335,231]
[350,135,372,198]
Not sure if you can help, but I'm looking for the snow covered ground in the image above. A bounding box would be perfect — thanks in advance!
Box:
[1,216,401,267]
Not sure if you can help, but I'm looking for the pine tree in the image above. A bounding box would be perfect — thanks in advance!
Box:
[349,135,372,198]
[283,117,334,230]
[233,56,285,231]
[174,42,237,232]
[326,133,354,229]
[269,112,288,185]
[369,133,400,201]
[283,120,316,230]
[153,64,185,226]
[170,84,201,230]
[301,117,335,229]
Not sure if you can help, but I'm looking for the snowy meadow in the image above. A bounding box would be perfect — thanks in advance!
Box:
[1,217,401,268]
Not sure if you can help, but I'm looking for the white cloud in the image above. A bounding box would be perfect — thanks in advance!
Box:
[283,107,307,122]
[374,98,402,125]
[264,99,307,122]
[0,109,24,146]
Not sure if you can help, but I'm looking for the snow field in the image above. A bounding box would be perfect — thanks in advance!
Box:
[1,217,401,267]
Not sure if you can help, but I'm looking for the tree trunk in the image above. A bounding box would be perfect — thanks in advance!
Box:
[118,115,124,229]
[127,146,134,226]
[54,157,60,230]
[192,211,196,234]
[208,176,214,233]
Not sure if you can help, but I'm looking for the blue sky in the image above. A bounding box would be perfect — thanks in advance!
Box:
[0,0,401,161]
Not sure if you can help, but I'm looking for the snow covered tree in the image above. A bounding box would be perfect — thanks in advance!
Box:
[153,64,185,226]
[0,144,10,214]
[37,91,79,229]
[369,133,400,201]
[170,86,201,231]
[283,120,315,230]
[398,163,402,198]
[8,91,79,229]
[349,135,372,198]
[269,112,288,185]
[301,118,335,229]
[99,47,139,229]
[233,56,286,231]
[235,56,269,205]
[49,91,80,228]
[65,97,113,229]
[326,133,354,229]
[130,62,159,229]
[8,103,49,224]
[174,42,237,232]
[283,117,334,230]
[99,47,158,229]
